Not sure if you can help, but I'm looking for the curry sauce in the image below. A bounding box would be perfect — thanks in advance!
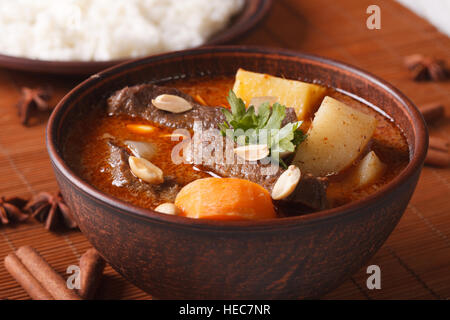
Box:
[65,76,409,213]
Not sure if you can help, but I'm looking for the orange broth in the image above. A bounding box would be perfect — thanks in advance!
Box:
[65,76,409,212]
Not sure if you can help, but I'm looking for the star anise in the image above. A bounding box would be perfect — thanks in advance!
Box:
[0,196,29,225]
[404,54,448,81]
[17,87,53,126]
[25,192,77,231]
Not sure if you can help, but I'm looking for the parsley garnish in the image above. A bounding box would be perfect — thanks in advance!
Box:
[219,90,307,167]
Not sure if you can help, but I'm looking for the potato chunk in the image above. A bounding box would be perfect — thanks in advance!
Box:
[351,151,386,188]
[232,68,327,120]
[293,96,377,177]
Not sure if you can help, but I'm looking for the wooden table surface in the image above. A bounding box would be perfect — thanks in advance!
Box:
[1,0,449,300]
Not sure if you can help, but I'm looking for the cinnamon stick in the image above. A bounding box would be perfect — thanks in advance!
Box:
[419,103,445,125]
[15,246,81,300]
[425,149,450,167]
[78,248,106,299]
[4,253,54,300]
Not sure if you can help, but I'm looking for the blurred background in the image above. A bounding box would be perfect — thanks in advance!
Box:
[0,0,448,300]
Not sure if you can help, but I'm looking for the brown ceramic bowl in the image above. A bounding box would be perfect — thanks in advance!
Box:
[0,0,271,75]
[47,46,428,299]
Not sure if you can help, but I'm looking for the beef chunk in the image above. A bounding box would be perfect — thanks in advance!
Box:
[279,174,329,211]
[107,83,298,130]
[183,130,329,210]
[107,84,225,130]
[106,140,180,203]
[183,129,281,190]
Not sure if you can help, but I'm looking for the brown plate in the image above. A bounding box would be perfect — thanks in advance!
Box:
[0,0,271,75]
[47,46,428,299]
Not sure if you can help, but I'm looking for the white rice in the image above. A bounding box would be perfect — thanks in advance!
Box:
[0,0,244,61]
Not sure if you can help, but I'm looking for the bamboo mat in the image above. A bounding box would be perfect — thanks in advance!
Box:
[1,0,449,300]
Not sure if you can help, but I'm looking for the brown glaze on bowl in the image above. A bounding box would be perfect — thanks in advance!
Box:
[47,46,428,299]
[0,0,271,75]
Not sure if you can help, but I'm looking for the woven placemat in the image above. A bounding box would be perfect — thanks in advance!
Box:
[1,0,449,299]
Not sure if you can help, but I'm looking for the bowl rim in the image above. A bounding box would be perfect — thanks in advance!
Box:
[46,45,428,231]
[0,0,272,75]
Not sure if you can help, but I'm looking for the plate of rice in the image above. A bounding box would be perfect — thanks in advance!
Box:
[0,0,271,74]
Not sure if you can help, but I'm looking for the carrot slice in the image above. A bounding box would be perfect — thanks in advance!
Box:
[175,178,276,221]
[194,94,208,106]
[126,124,156,135]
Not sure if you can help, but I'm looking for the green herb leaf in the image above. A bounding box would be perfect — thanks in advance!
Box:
[222,108,234,124]
[293,129,307,146]
[256,102,271,128]
[227,90,246,119]
[219,90,307,158]
[264,103,285,130]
